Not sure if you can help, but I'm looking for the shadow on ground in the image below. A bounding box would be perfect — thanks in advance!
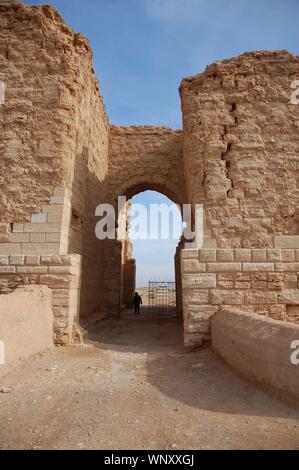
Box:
[84,310,299,420]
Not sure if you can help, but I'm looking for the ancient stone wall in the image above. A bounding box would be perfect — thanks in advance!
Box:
[0,2,109,322]
[180,51,299,248]
[0,253,81,344]
[181,246,299,347]
[1,1,299,348]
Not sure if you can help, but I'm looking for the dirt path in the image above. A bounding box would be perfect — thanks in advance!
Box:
[0,312,299,450]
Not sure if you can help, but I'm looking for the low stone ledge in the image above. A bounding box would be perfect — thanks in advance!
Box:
[0,286,54,377]
[211,308,299,403]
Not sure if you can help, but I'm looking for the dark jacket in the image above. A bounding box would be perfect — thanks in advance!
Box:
[133,295,142,305]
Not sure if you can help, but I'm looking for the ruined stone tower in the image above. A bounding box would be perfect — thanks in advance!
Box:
[0,1,299,347]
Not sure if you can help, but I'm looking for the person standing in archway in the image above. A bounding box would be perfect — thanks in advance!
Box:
[133,292,142,315]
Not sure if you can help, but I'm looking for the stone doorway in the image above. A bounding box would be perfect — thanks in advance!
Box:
[118,189,184,322]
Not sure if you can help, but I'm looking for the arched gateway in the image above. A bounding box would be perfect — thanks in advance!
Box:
[0,2,299,347]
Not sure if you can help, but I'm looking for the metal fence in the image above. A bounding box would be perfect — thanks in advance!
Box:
[147,281,177,317]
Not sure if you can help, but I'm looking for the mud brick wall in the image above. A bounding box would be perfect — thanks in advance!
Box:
[0,3,109,321]
[180,50,299,248]
[182,247,299,347]
[0,3,109,223]
[0,254,81,345]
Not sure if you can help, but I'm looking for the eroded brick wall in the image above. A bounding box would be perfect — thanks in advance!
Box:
[0,253,81,344]
[180,51,299,248]
[1,2,299,349]
[0,2,109,323]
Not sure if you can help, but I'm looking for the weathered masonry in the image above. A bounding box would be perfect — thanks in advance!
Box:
[0,0,299,347]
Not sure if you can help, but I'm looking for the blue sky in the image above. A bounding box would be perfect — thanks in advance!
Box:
[129,191,182,286]
[24,0,299,285]
[24,0,299,128]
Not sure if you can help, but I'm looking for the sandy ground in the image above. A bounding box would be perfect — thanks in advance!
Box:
[0,310,299,450]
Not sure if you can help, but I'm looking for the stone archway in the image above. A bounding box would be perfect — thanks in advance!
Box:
[120,185,184,314]
[99,179,186,320]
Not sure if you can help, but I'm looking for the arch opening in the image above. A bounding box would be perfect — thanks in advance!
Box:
[120,189,184,319]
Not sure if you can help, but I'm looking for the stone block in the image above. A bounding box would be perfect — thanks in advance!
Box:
[48,266,77,275]
[184,289,209,305]
[41,254,81,266]
[274,236,299,248]
[182,259,206,273]
[211,289,244,305]
[198,249,216,262]
[234,249,251,262]
[53,306,71,318]
[0,266,15,273]
[9,254,25,265]
[31,212,47,224]
[185,322,211,334]
[21,243,60,254]
[244,291,277,304]
[47,211,63,223]
[23,223,60,233]
[275,263,299,272]
[207,262,241,272]
[243,263,274,272]
[0,243,21,254]
[216,249,234,262]
[25,255,40,266]
[46,233,61,243]
[50,196,65,205]
[252,249,267,262]
[0,256,9,265]
[182,273,216,289]
[235,281,251,289]
[0,223,9,234]
[16,266,48,274]
[30,233,46,243]
[218,280,234,288]
[281,249,295,262]
[188,305,218,321]
[39,274,70,288]
[12,224,24,233]
[266,249,282,262]
[277,289,299,305]
[181,249,198,259]
[10,232,30,243]
[269,305,286,315]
